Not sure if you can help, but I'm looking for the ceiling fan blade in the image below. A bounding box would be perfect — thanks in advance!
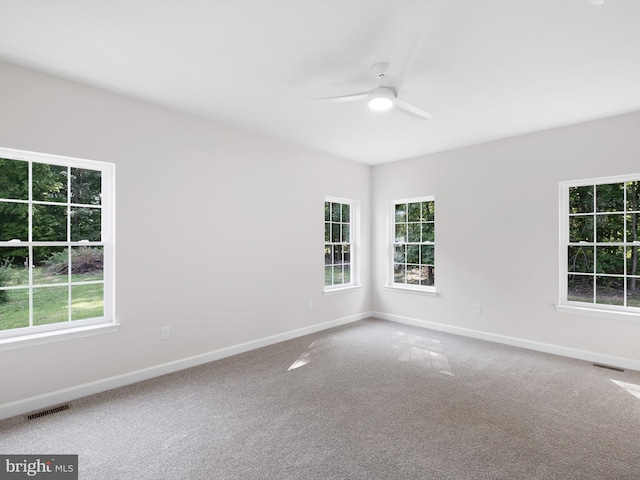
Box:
[313,91,371,103]
[393,97,432,120]
[380,32,421,91]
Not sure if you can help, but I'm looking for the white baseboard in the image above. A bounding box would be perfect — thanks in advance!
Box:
[373,311,640,372]
[0,312,371,421]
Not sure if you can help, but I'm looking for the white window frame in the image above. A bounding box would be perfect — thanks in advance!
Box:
[0,147,117,350]
[387,196,437,295]
[324,196,360,295]
[557,173,640,321]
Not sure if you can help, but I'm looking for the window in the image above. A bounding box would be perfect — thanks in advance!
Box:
[390,197,435,292]
[560,175,640,315]
[324,197,357,291]
[0,147,115,343]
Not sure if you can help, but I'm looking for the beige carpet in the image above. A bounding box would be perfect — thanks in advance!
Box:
[2,318,640,479]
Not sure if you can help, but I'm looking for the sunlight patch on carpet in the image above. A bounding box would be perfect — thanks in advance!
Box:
[611,379,640,400]
[392,331,454,376]
[288,338,331,371]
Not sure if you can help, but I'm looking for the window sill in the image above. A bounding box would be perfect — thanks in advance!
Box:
[385,285,438,296]
[324,285,362,296]
[555,304,640,322]
[0,322,121,352]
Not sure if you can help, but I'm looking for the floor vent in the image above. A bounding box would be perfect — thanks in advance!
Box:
[593,363,625,373]
[26,404,71,420]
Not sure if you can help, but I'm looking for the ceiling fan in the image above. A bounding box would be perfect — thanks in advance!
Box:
[316,32,432,120]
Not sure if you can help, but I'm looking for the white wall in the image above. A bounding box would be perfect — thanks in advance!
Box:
[3,56,640,417]
[372,111,640,367]
[0,61,371,408]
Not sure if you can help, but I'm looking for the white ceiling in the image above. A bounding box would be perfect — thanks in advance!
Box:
[0,0,639,165]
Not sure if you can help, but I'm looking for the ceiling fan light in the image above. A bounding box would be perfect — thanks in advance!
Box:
[368,96,394,111]
[367,87,396,112]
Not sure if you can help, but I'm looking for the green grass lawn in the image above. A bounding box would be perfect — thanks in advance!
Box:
[0,268,103,331]
[568,292,640,307]
[8,268,102,286]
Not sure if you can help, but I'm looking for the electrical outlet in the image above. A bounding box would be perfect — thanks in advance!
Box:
[472,304,482,315]
[161,326,170,340]
[307,300,313,311]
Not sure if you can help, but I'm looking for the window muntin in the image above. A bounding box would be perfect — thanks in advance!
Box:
[561,176,640,311]
[324,198,356,290]
[0,148,114,339]
[391,197,435,290]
